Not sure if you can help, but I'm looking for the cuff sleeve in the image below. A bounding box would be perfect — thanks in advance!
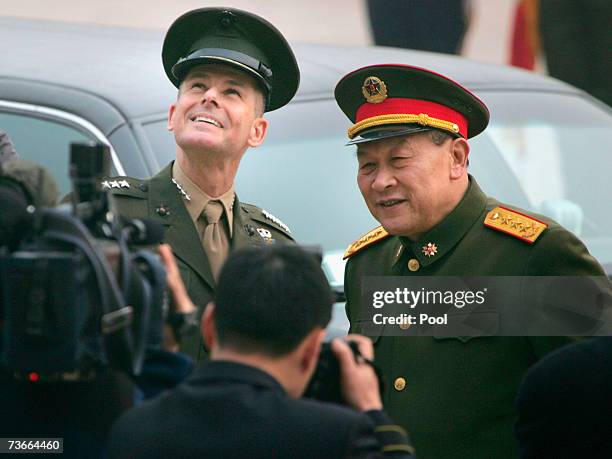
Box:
[364,410,416,456]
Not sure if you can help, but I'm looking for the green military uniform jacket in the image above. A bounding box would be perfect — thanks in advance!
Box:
[344,177,607,459]
[107,162,294,360]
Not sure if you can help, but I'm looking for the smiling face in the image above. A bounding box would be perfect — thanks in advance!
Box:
[168,64,268,159]
[356,132,469,241]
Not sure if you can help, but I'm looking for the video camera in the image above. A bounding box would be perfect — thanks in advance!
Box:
[0,143,167,382]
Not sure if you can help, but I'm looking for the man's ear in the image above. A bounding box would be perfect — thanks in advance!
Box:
[449,137,470,179]
[247,117,269,148]
[167,104,177,131]
[300,328,326,374]
[202,302,217,351]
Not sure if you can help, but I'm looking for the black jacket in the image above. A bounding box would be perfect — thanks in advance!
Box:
[109,360,415,458]
[515,337,612,458]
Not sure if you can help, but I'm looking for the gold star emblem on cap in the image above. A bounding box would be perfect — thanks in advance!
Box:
[362,76,388,103]
[422,242,438,257]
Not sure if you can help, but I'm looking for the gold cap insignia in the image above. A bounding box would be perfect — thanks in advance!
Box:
[362,76,388,104]
[484,206,548,244]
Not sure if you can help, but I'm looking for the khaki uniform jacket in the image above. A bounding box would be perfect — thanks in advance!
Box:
[344,177,608,459]
[108,162,294,359]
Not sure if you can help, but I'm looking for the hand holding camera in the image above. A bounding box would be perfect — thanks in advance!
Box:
[304,333,384,410]
[157,243,199,351]
[332,335,383,412]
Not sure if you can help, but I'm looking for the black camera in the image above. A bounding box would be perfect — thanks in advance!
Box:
[0,143,167,382]
[304,340,385,404]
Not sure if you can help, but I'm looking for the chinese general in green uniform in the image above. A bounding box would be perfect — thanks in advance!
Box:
[335,64,609,458]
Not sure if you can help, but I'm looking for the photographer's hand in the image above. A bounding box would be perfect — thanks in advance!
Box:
[332,334,383,412]
[158,244,199,351]
[159,244,196,314]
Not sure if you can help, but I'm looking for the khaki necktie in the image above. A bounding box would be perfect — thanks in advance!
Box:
[201,200,229,280]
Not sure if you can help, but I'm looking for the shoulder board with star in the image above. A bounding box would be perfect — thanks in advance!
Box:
[343,226,390,260]
[101,177,148,199]
[241,203,293,238]
[484,206,548,244]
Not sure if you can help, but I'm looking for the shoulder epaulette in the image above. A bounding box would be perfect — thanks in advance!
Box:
[102,177,148,198]
[484,206,547,244]
[241,204,292,235]
[343,226,390,259]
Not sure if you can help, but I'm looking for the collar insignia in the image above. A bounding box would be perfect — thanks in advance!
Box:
[422,242,438,257]
[171,178,191,201]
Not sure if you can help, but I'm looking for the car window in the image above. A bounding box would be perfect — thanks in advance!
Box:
[141,118,175,167]
[0,111,94,196]
[478,92,612,266]
[238,99,380,254]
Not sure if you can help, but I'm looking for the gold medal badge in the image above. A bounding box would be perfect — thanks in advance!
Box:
[362,76,388,103]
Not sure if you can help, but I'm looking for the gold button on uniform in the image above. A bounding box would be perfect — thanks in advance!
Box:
[399,322,411,330]
[394,377,407,391]
[407,258,420,272]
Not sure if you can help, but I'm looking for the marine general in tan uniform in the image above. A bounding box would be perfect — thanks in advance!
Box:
[108,8,299,359]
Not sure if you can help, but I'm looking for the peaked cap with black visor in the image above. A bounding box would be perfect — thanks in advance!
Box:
[162,7,300,112]
[335,64,490,145]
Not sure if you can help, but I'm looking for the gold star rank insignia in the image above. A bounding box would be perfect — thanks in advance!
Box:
[344,226,390,259]
[484,206,548,243]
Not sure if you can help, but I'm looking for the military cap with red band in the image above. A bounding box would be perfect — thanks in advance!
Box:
[334,64,490,145]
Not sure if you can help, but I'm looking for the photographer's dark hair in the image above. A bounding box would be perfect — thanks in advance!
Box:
[214,245,333,357]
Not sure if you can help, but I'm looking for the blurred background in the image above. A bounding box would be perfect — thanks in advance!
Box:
[2,0,610,106]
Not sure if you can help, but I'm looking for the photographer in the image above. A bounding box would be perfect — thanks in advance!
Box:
[0,156,59,248]
[109,245,415,458]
